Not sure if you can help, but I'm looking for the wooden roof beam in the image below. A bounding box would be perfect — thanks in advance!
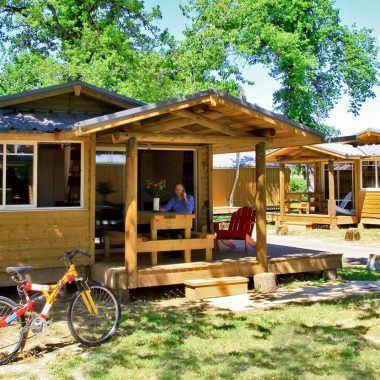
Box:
[135,117,196,134]
[173,109,252,137]
[76,95,212,135]
[112,131,271,145]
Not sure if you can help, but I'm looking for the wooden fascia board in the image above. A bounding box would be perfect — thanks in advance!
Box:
[307,145,350,159]
[0,130,83,141]
[112,131,270,145]
[359,156,380,160]
[75,95,212,136]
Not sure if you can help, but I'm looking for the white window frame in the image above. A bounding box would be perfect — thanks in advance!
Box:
[1,142,37,209]
[360,159,380,192]
[0,140,84,211]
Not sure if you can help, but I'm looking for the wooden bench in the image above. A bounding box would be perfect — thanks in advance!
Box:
[137,234,215,265]
[103,230,214,265]
[185,276,249,300]
[103,231,149,258]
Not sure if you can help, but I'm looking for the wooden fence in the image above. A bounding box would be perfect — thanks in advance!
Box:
[213,167,290,207]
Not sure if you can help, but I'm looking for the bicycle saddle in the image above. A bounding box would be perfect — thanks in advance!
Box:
[6,266,34,275]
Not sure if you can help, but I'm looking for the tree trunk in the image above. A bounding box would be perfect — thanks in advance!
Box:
[229,152,240,207]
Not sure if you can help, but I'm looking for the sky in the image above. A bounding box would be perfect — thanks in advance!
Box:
[145,0,380,137]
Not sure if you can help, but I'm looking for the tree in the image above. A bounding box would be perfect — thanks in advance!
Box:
[0,1,177,99]
[181,0,379,134]
[0,0,240,101]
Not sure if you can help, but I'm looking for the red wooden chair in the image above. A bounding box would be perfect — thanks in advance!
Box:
[213,206,256,253]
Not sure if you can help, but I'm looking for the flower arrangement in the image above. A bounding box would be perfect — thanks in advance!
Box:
[144,179,167,198]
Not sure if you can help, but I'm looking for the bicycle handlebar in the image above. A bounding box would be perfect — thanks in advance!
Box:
[63,249,91,264]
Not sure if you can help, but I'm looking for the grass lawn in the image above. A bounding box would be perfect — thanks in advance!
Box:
[286,227,380,245]
[51,293,380,380]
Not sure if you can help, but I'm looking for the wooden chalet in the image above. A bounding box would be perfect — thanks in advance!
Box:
[266,129,380,228]
[1,81,342,297]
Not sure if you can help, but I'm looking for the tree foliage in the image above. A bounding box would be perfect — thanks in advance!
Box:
[0,0,378,133]
[0,0,240,101]
[181,0,379,133]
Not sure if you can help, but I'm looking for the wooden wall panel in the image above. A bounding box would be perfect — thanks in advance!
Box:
[359,191,380,225]
[213,167,290,207]
[0,137,93,273]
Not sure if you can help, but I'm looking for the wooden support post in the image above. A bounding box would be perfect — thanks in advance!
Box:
[328,159,336,228]
[150,217,158,266]
[208,145,214,233]
[314,161,320,193]
[125,138,138,288]
[89,135,96,254]
[354,160,360,218]
[279,163,285,221]
[255,141,268,272]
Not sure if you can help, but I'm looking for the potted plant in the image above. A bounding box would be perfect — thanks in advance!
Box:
[144,179,167,211]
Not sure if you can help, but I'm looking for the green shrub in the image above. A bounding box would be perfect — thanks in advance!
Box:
[290,176,307,193]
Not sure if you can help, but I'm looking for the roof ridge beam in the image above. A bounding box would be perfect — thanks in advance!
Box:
[112,131,271,145]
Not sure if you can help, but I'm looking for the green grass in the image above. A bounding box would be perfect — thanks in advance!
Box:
[287,227,380,244]
[338,267,380,281]
[52,295,380,379]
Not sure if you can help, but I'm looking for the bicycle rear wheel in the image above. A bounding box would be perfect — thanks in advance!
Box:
[67,285,120,347]
[0,296,25,365]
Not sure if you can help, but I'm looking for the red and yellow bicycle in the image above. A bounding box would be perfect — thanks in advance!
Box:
[0,249,120,365]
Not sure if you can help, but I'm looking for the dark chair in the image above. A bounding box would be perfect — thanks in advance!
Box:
[213,206,256,253]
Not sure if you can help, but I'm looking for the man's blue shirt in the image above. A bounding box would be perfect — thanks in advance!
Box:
[163,195,194,214]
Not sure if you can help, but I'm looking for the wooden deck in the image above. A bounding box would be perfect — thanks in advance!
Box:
[91,243,343,290]
[267,212,358,226]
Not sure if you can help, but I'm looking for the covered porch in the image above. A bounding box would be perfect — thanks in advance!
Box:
[91,241,342,291]
[266,144,360,228]
[75,89,330,295]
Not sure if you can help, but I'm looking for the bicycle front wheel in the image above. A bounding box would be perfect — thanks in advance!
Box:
[0,296,25,365]
[67,285,120,347]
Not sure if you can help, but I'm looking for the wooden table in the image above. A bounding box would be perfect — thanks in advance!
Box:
[138,212,195,265]
[138,212,214,265]
[137,211,195,239]
[103,212,213,265]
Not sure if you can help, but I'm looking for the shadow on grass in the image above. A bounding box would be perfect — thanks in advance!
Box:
[76,295,380,380]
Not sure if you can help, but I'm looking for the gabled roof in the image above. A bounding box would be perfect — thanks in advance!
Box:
[266,142,380,163]
[75,89,326,152]
[0,80,144,110]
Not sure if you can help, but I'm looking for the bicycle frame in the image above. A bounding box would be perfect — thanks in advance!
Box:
[0,263,98,330]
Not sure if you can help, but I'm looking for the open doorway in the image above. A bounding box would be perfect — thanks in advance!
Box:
[138,149,194,211]
[95,148,195,239]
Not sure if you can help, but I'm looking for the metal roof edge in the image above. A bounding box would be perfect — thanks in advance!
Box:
[324,134,358,143]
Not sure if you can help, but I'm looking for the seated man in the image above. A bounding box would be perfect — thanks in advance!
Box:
[161,182,194,214]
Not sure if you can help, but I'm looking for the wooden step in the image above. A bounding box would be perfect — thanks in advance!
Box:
[184,276,249,300]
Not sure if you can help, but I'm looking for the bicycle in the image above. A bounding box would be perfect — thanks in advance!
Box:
[0,249,121,365]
